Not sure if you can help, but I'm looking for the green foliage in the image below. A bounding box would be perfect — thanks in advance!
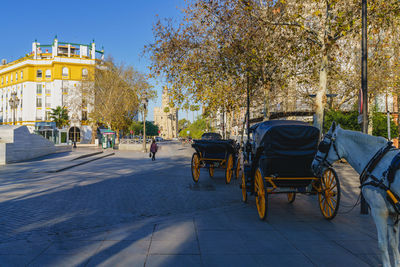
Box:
[372,108,399,139]
[130,121,159,136]
[323,108,399,139]
[323,109,361,132]
[50,106,69,129]
[178,119,191,132]
[179,117,212,139]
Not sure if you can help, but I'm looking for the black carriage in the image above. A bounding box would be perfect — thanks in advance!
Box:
[241,120,340,220]
[191,133,241,184]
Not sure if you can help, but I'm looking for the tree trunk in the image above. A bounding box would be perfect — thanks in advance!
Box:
[263,83,270,120]
[91,124,97,144]
[315,47,328,133]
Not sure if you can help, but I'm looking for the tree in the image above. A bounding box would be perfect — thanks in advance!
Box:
[145,0,286,118]
[146,0,400,132]
[86,58,155,139]
[130,121,159,136]
[178,118,191,132]
[179,117,213,139]
[50,106,69,128]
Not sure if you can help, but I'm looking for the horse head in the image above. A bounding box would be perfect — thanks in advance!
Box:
[311,121,342,177]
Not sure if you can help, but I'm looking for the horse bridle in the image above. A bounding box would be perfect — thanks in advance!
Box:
[313,132,341,177]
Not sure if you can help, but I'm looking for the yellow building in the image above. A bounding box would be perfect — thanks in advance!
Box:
[0,37,104,143]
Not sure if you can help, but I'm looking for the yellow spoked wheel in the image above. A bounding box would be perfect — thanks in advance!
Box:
[209,165,214,178]
[318,168,340,220]
[287,193,296,203]
[191,153,200,183]
[241,171,247,203]
[235,153,241,180]
[255,168,267,220]
[225,154,233,184]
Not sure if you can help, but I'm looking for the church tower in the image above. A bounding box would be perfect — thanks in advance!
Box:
[153,86,178,139]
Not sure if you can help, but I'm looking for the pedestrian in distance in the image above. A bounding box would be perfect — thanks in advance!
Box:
[150,139,158,161]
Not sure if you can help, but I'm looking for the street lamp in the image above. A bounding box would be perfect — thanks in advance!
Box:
[9,91,20,125]
[142,97,148,152]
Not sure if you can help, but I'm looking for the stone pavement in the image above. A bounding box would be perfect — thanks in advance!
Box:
[0,142,387,266]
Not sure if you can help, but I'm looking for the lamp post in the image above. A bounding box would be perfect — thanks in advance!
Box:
[142,97,148,152]
[360,0,369,215]
[9,92,20,125]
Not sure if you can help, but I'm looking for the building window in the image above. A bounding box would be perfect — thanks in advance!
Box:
[36,98,42,108]
[11,75,13,83]
[45,97,51,108]
[62,67,69,77]
[20,71,23,80]
[45,111,51,120]
[82,99,87,109]
[15,72,18,81]
[1,77,3,85]
[6,76,8,83]
[82,110,88,121]
[45,70,51,78]
[37,70,42,78]
[36,84,42,94]
[62,87,68,94]
[82,68,88,78]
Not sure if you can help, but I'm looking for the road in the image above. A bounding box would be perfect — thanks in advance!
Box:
[0,142,383,266]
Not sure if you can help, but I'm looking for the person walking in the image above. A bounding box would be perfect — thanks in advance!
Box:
[150,139,158,161]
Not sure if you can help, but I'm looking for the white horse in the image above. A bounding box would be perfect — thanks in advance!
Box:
[311,122,400,267]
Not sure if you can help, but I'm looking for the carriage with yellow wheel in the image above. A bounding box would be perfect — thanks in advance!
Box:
[241,120,341,220]
[191,133,241,184]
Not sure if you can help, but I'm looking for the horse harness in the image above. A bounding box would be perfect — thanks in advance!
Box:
[316,133,400,214]
[359,141,400,214]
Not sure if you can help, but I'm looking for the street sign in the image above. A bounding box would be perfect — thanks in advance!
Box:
[358,115,363,124]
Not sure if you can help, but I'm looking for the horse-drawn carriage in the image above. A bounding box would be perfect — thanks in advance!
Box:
[191,133,241,184]
[241,120,341,220]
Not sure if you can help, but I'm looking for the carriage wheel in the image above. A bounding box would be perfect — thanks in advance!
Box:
[225,154,233,184]
[191,153,200,183]
[241,171,247,203]
[287,193,296,203]
[209,165,214,178]
[235,153,241,179]
[318,168,340,220]
[255,168,267,220]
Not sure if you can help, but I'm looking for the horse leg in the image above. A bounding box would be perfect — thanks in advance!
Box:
[388,215,400,266]
[371,208,391,267]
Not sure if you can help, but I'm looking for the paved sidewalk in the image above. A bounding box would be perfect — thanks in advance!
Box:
[0,144,385,266]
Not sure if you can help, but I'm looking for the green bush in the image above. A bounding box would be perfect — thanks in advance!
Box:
[323,110,361,132]
[323,108,398,139]
[372,108,398,139]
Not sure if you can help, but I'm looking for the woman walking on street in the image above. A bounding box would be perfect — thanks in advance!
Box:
[150,139,158,161]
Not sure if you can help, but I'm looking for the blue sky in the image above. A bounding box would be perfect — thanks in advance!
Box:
[0,0,195,121]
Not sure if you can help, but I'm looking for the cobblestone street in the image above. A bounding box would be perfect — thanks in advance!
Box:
[0,142,386,266]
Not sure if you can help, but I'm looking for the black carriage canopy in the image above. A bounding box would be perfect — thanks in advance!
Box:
[252,120,320,178]
[192,139,236,159]
[201,132,222,140]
